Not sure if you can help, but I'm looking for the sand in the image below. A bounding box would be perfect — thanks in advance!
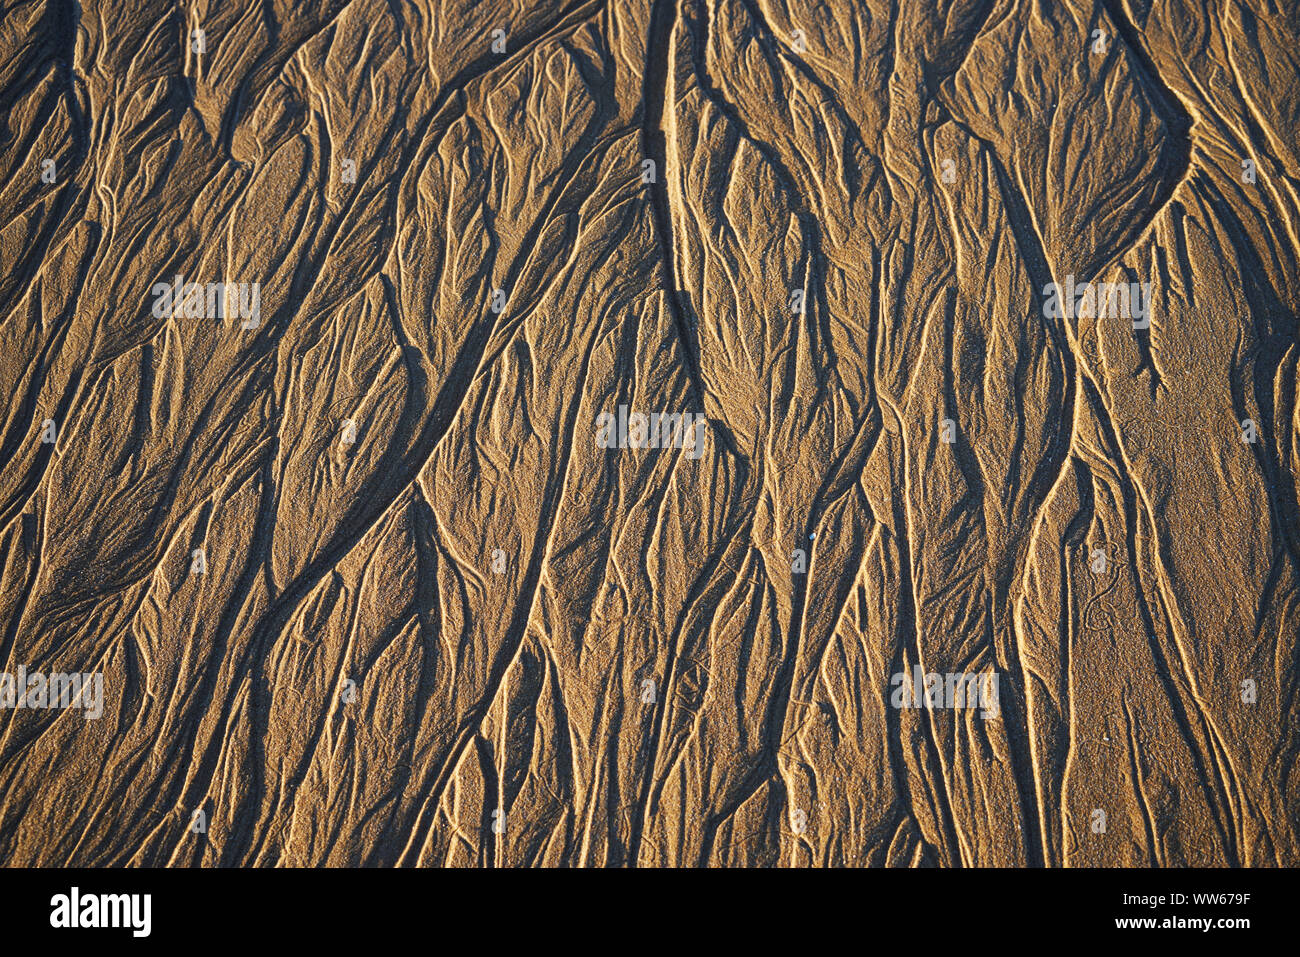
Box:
[0,0,1297,866]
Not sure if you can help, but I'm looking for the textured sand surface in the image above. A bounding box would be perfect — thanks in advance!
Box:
[1,0,1298,867]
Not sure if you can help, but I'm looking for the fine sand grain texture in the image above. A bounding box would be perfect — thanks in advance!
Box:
[0,0,1297,867]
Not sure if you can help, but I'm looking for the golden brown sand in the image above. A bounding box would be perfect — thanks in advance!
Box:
[0,0,1297,866]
